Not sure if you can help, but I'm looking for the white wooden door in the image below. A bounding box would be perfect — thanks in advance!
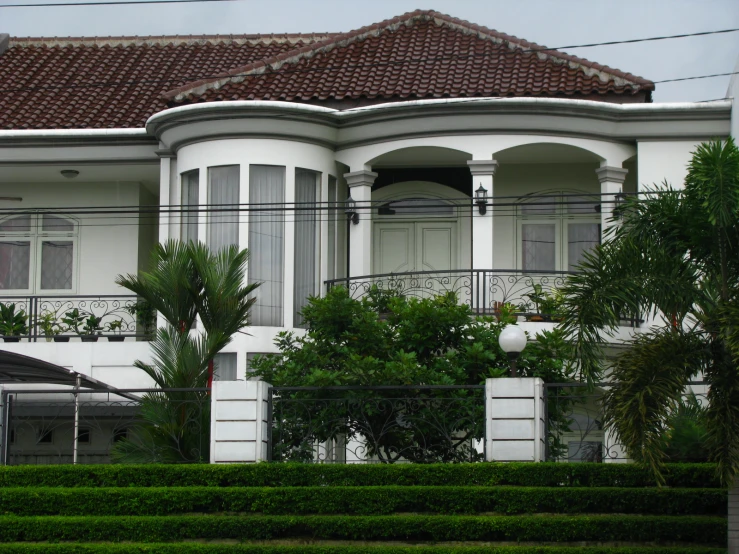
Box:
[373,221,456,274]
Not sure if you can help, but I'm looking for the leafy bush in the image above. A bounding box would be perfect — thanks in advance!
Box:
[0,486,725,517]
[0,463,721,489]
[0,515,725,544]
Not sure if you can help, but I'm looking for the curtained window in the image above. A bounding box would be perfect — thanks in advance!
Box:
[207,165,239,252]
[213,352,238,381]
[181,170,199,243]
[294,169,320,328]
[327,176,337,282]
[248,165,285,326]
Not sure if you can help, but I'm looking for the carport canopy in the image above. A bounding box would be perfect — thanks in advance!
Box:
[0,349,118,391]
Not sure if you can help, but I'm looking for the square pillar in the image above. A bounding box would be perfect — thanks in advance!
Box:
[595,166,628,236]
[343,170,377,278]
[156,147,175,244]
[468,160,498,314]
[210,380,271,464]
[485,377,545,462]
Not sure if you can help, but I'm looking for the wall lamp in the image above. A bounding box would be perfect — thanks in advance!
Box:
[475,184,488,215]
[345,195,359,225]
[60,169,80,179]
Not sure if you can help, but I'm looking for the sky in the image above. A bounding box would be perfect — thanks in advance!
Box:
[2,0,738,103]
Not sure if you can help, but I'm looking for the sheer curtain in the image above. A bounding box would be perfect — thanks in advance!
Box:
[181,170,199,243]
[522,224,556,272]
[213,352,237,381]
[567,222,600,271]
[294,169,319,328]
[249,165,285,326]
[207,166,239,252]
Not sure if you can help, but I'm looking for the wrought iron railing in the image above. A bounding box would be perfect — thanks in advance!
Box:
[0,388,210,465]
[544,382,708,463]
[0,295,155,342]
[325,269,641,326]
[268,385,485,464]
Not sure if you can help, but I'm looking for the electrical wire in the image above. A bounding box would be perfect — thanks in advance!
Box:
[0,0,235,6]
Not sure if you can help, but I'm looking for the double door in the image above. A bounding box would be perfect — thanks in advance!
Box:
[373,221,457,275]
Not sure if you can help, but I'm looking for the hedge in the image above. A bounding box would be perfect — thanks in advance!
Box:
[0,463,721,489]
[0,546,728,554]
[0,546,727,554]
[0,515,725,545]
[0,486,726,516]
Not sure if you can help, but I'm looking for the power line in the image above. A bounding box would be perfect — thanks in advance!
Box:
[0,0,234,7]
[653,71,739,84]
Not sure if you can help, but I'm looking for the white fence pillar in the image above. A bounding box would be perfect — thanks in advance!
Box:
[485,377,545,462]
[210,380,271,464]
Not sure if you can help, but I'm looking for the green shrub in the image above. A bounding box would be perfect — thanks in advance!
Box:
[0,486,725,516]
[0,463,721,489]
[0,545,728,554]
[0,515,725,545]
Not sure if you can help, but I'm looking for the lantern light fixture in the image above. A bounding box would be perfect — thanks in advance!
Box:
[475,184,488,215]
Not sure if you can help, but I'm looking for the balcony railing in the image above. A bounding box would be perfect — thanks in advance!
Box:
[325,269,641,326]
[0,295,155,342]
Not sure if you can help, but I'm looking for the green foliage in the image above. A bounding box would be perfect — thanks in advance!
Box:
[560,138,739,485]
[0,463,719,489]
[0,485,725,517]
[251,287,575,462]
[0,546,727,554]
[112,241,259,464]
[0,303,28,336]
[662,393,711,463]
[521,284,564,322]
[60,309,103,336]
[0,514,724,544]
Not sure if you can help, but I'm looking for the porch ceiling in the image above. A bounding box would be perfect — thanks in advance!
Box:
[0,349,119,390]
[0,164,159,192]
[494,143,603,164]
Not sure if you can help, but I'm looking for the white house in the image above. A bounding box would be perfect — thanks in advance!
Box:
[0,10,733,462]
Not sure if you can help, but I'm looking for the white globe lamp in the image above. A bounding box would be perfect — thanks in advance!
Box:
[498,324,528,377]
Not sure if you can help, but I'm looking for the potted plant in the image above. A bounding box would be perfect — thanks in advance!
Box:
[125,301,156,339]
[0,303,28,342]
[62,309,103,342]
[106,319,125,342]
[37,310,63,342]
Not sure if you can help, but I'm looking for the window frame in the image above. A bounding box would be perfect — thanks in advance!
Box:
[0,213,79,294]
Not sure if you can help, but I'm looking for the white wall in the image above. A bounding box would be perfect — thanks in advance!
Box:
[636,141,702,190]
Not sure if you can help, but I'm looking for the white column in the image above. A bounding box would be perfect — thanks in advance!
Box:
[595,166,628,236]
[485,377,545,462]
[603,425,628,463]
[156,146,174,244]
[343,170,377,278]
[467,160,498,270]
[210,380,271,464]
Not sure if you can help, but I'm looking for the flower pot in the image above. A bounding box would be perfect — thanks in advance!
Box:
[108,336,125,342]
[2,336,21,343]
[53,336,70,343]
[80,336,99,343]
[528,315,545,322]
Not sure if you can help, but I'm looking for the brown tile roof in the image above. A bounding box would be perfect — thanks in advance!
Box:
[0,10,654,130]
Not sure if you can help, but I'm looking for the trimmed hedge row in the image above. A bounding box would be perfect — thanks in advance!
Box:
[0,486,726,516]
[0,546,728,554]
[0,463,721,489]
[0,515,726,544]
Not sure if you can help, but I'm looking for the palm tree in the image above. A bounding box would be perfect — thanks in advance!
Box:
[112,240,259,463]
[559,138,739,486]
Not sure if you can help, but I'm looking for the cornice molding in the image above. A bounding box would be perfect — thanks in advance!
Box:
[344,170,378,188]
[595,166,629,183]
[467,160,499,176]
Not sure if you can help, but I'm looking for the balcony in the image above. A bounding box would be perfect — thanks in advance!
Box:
[326,269,641,327]
[0,295,154,343]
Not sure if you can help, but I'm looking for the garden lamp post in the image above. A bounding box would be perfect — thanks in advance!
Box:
[498,324,527,377]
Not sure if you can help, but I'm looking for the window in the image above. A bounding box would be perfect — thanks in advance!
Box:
[0,214,78,292]
[517,192,600,272]
[207,165,240,252]
[181,170,199,243]
[246,352,269,379]
[294,169,320,328]
[37,429,53,444]
[378,198,455,216]
[248,165,285,327]
[213,352,237,381]
[113,428,128,442]
[327,176,337,282]
[77,428,91,444]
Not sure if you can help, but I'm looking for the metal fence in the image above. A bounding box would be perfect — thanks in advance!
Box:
[268,385,486,464]
[0,295,155,342]
[544,382,708,463]
[0,388,210,465]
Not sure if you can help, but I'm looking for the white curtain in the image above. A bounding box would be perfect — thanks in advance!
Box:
[249,165,285,327]
[522,224,555,272]
[294,169,319,328]
[567,222,600,271]
[0,241,30,289]
[207,166,239,252]
[181,170,199,243]
[40,241,73,290]
[213,352,237,381]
